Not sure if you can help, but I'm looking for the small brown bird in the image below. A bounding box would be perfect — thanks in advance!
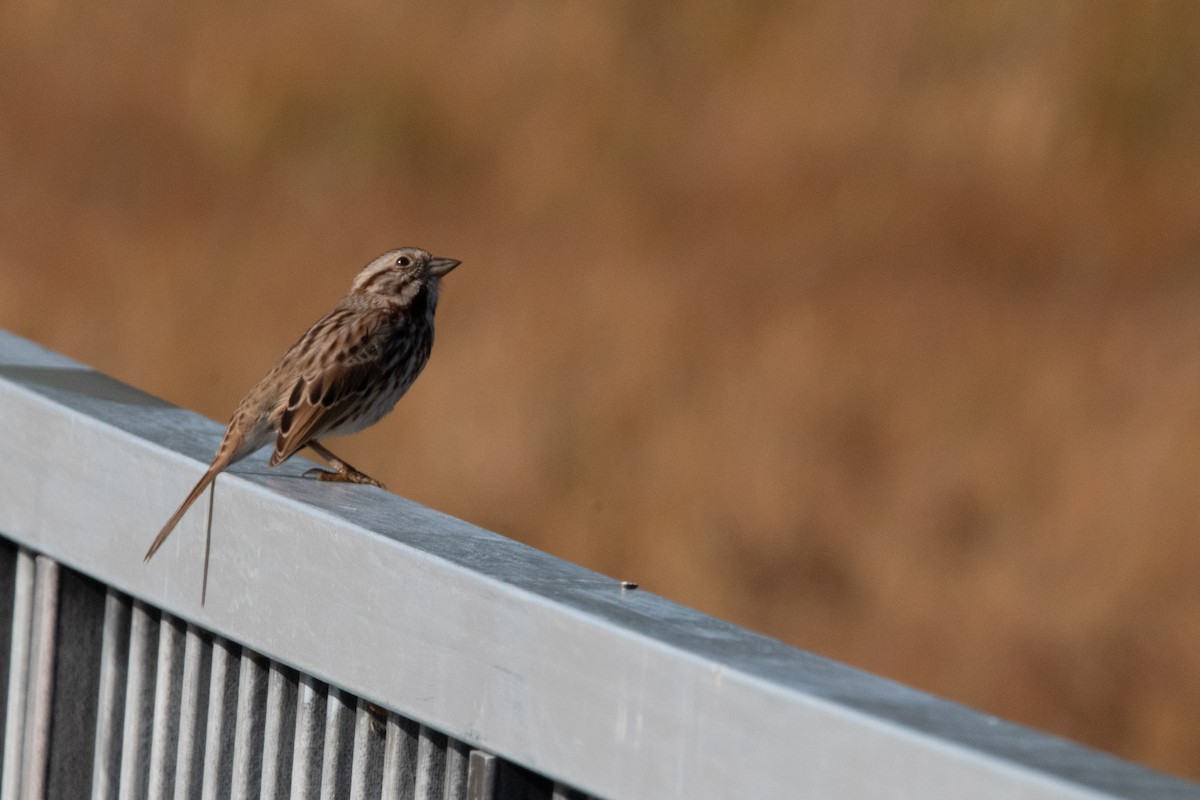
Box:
[144,247,460,571]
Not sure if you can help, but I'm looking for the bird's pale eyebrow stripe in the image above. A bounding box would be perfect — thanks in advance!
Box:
[356,263,394,293]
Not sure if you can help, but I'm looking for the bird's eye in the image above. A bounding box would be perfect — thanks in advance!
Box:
[396,256,412,267]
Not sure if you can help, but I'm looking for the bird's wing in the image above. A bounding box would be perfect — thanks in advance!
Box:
[268,310,394,466]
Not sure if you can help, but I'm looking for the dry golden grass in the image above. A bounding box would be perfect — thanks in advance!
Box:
[3,0,1200,779]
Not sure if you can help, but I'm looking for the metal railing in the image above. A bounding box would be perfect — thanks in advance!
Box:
[0,548,552,799]
[0,327,1195,800]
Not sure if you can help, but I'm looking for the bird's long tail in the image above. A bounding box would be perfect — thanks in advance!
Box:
[144,463,223,562]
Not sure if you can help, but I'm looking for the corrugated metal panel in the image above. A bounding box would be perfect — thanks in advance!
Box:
[0,553,598,799]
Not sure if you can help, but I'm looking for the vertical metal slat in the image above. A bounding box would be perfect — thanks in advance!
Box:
[90,590,131,800]
[412,726,446,800]
[43,567,107,800]
[380,713,418,800]
[290,673,326,800]
[260,662,297,800]
[200,638,239,800]
[173,626,211,800]
[0,550,35,800]
[0,562,585,800]
[443,738,470,800]
[17,556,59,800]
[348,700,384,800]
[118,601,158,800]
[465,751,496,800]
[319,687,355,800]
[231,650,267,800]
[551,783,587,800]
[147,614,185,799]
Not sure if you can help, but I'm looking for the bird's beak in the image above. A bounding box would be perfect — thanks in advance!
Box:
[428,256,461,277]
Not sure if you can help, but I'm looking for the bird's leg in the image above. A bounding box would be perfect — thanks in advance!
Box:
[303,441,386,488]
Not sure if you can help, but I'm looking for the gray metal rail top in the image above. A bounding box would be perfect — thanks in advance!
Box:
[0,328,1196,800]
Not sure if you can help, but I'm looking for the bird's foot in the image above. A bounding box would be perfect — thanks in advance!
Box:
[302,467,385,489]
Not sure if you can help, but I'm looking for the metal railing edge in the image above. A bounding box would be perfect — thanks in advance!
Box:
[0,328,1196,800]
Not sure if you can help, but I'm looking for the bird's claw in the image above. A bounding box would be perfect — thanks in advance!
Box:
[302,467,385,489]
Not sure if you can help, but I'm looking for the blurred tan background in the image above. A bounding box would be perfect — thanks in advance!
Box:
[2,1,1200,780]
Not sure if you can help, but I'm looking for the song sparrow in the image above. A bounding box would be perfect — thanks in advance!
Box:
[143,247,461,569]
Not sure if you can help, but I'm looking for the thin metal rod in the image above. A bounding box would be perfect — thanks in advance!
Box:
[349,699,384,800]
[443,738,469,800]
[260,662,297,800]
[18,556,60,800]
[0,550,35,800]
[173,626,211,800]
[118,601,158,800]
[147,613,185,799]
[413,726,446,800]
[231,650,267,800]
[465,752,497,800]
[319,687,354,800]
[290,673,326,800]
[90,589,131,800]
[380,713,418,800]
[200,637,239,800]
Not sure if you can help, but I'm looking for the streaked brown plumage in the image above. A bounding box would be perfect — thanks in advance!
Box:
[144,247,460,571]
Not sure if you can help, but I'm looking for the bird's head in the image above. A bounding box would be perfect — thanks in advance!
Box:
[351,247,461,302]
